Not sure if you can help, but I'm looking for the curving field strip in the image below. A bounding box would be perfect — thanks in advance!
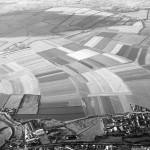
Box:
[0,7,150,121]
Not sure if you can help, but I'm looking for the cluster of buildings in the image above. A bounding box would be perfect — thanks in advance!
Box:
[103,112,150,138]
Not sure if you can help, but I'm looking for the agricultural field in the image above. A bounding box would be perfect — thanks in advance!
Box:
[0,0,150,132]
[0,0,150,148]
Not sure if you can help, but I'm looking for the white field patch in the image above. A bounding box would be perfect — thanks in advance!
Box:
[20,74,40,94]
[145,48,150,65]
[95,68,131,93]
[95,11,113,16]
[0,80,13,94]
[30,41,55,52]
[108,26,143,34]
[82,72,104,94]
[111,43,123,54]
[81,10,100,16]
[132,21,143,27]
[84,36,104,47]
[67,49,99,60]
[6,62,24,72]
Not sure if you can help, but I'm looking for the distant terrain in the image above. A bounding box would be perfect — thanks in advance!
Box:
[0,0,150,14]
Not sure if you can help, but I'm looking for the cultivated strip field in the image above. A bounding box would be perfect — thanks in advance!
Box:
[0,6,150,122]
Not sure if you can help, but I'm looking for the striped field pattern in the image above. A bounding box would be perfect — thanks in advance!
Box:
[0,7,150,121]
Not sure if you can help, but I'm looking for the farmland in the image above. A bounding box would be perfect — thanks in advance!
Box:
[0,0,149,123]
